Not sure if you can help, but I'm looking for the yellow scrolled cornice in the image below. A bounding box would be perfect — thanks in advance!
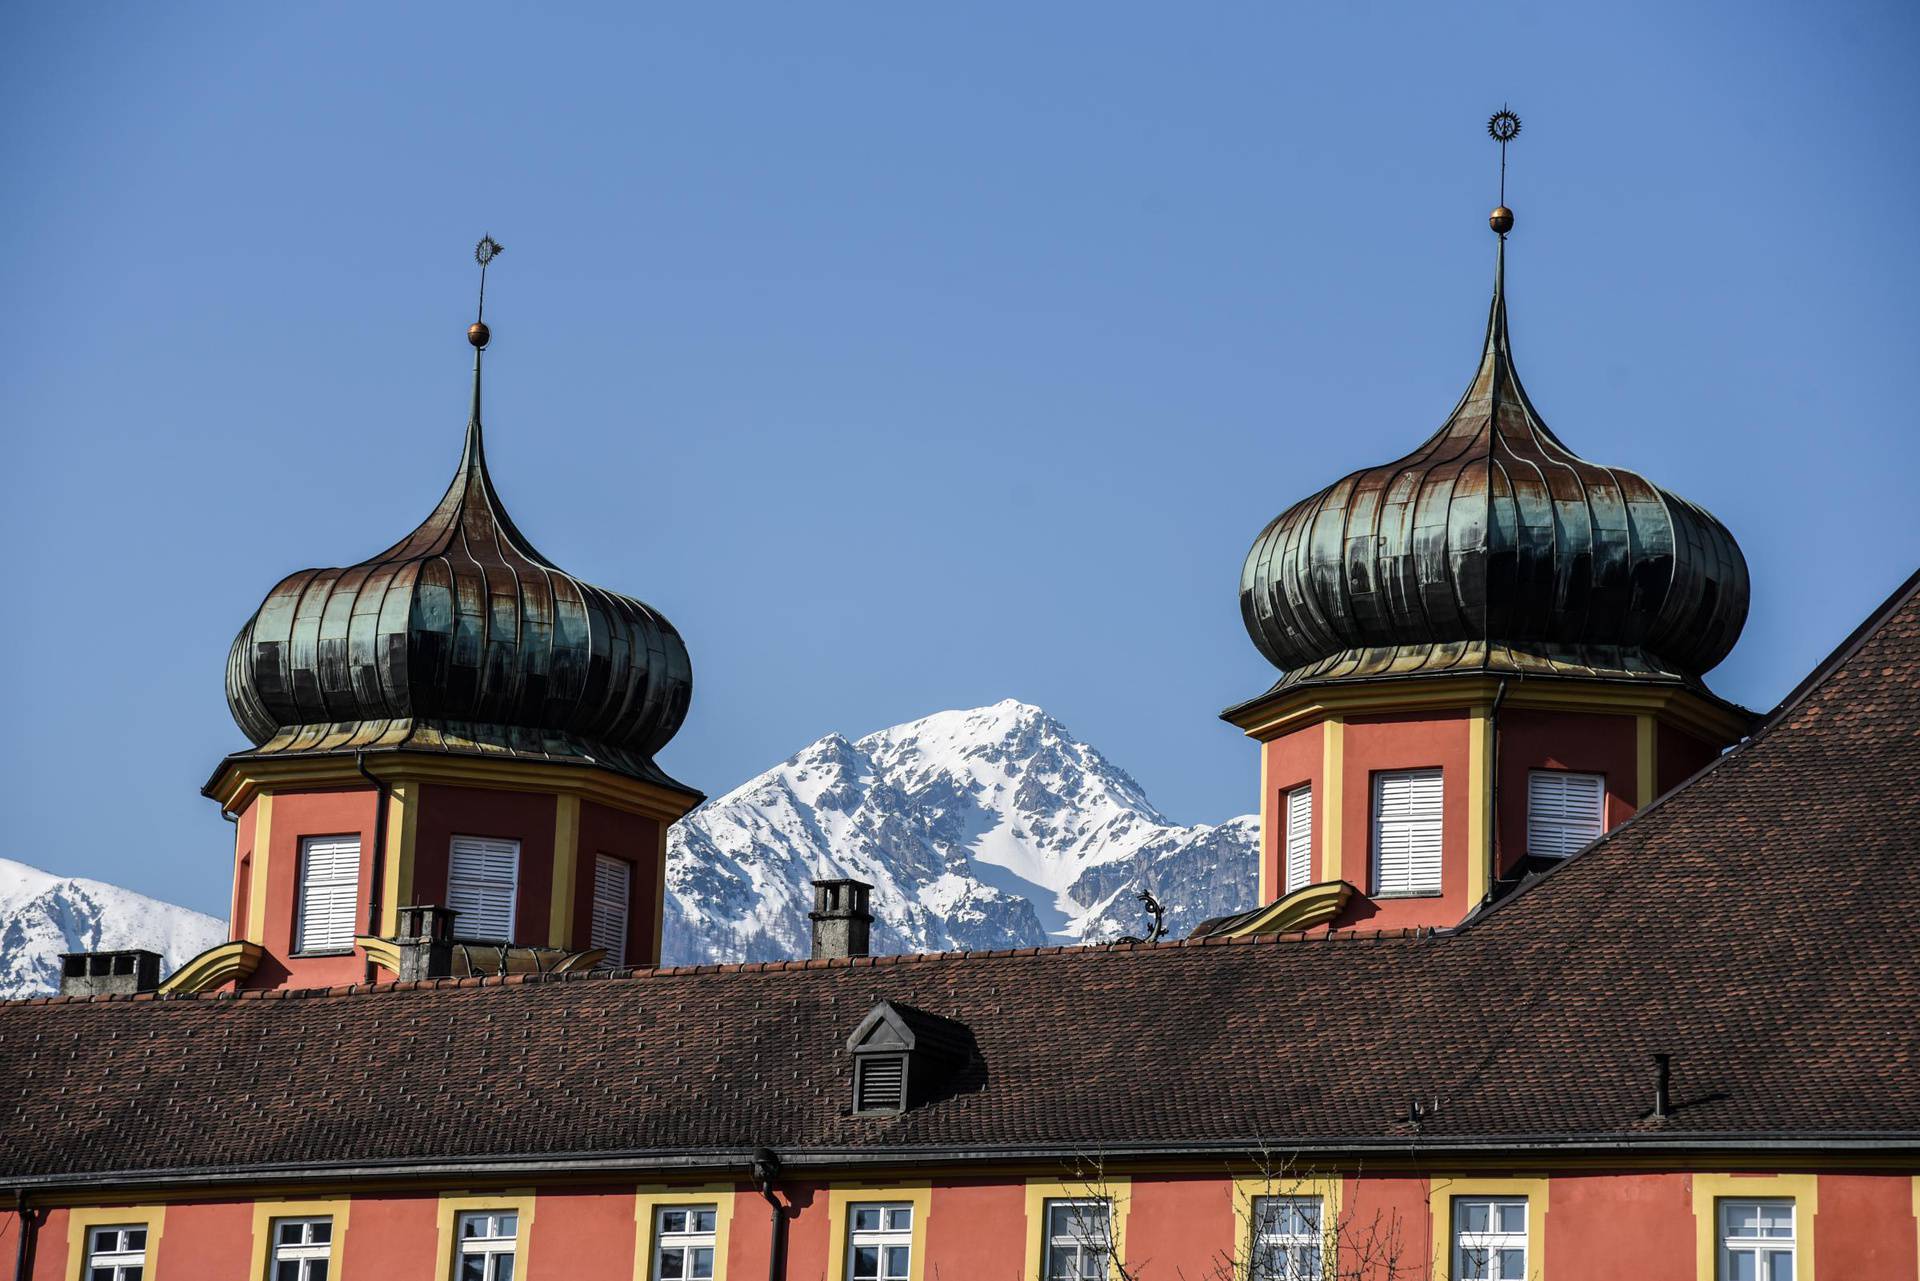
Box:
[1213,880,1356,939]
[158,940,264,995]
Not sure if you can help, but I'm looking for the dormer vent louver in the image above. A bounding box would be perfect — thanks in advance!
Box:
[845,1000,974,1117]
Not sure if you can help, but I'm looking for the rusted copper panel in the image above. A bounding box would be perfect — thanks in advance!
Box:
[226,374,693,790]
[1241,244,1749,687]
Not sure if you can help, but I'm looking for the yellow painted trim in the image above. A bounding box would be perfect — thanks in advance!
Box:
[379,780,420,937]
[550,795,581,948]
[209,754,699,827]
[633,1184,737,1281]
[824,1183,933,1281]
[649,821,669,967]
[1691,1173,1818,1281]
[66,1204,167,1281]
[1636,714,1658,808]
[1231,674,1750,746]
[1320,718,1345,886]
[436,1190,538,1280]
[1467,702,1494,908]
[1215,881,1355,939]
[356,936,402,974]
[1426,1176,1549,1281]
[1257,743,1272,905]
[1023,1175,1132,1281]
[1228,1171,1342,1281]
[246,793,275,944]
[157,940,265,994]
[250,1197,352,1280]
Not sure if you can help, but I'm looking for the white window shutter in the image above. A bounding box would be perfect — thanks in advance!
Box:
[1284,785,1313,895]
[1527,770,1606,858]
[590,854,632,969]
[1372,769,1443,895]
[295,836,360,953]
[447,836,520,941]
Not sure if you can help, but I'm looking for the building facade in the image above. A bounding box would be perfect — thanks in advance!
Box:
[3,210,1918,1281]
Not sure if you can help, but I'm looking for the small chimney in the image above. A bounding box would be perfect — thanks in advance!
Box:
[394,904,458,980]
[809,878,873,960]
[1652,1053,1672,1119]
[58,950,161,997]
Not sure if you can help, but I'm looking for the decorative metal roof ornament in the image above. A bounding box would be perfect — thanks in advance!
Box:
[1488,108,1521,236]
[469,234,503,349]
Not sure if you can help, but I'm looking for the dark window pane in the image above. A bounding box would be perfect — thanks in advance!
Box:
[659,1246,685,1279]
[310,1221,332,1244]
[494,1256,514,1281]
[276,1262,301,1281]
[886,1245,910,1277]
[310,1260,330,1281]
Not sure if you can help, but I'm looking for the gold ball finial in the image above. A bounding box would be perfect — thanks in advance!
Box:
[468,321,491,349]
[1489,205,1514,235]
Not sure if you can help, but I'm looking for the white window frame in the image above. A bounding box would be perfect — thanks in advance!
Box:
[84,1224,150,1281]
[1526,769,1606,858]
[650,1203,719,1281]
[1042,1197,1112,1280]
[590,854,633,969]
[446,836,520,941]
[1250,1195,1323,1281]
[846,1202,913,1281]
[1719,1198,1795,1281]
[453,1210,518,1281]
[1371,768,1443,897]
[294,835,360,954]
[269,1216,334,1281]
[1452,1196,1527,1281]
[1283,785,1313,895]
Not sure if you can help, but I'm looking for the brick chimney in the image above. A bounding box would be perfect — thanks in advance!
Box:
[58,949,161,997]
[393,904,458,980]
[809,878,873,960]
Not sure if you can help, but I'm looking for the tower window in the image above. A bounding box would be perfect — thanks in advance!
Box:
[85,1225,149,1281]
[295,836,360,954]
[1283,784,1313,895]
[447,836,520,941]
[1372,769,1443,896]
[590,854,633,969]
[1526,770,1606,857]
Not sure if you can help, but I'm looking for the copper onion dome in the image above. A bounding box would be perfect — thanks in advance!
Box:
[1239,240,1749,691]
[223,341,695,790]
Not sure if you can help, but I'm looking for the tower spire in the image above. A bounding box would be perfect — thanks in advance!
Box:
[467,235,504,429]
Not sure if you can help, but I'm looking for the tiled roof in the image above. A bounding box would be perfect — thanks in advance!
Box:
[5,572,1919,1185]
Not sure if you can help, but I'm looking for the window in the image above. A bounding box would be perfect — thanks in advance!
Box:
[1527,770,1605,857]
[1720,1199,1795,1281]
[270,1217,333,1281]
[295,836,360,953]
[1250,1196,1321,1281]
[1284,785,1313,895]
[1372,769,1443,896]
[590,854,632,968]
[454,1211,518,1281]
[651,1204,717,1281]
[1453,1197,1526,1281]
[1042,1198,1111,1280]
[85,1225,148,1281]
[847,1203,912,1281]
[447,836,519,940]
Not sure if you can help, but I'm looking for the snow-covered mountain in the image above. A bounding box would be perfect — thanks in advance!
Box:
[0,858,226,1000]
[664,700,1257,964]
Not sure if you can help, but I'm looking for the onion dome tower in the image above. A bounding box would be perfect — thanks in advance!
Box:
[1209,114,1755,941]
[182,239,703,995]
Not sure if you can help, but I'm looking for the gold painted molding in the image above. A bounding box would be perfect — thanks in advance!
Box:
[1213,881,1356,940]
[1426,1175,1549,1281]
[1691,1173,1818,1281]
[356,936,402,974]
[206,753,699,827]
[1229,675,1751,746]
[550,795,581,949]
[1320,719,1345,886]
[157,940,264,995]
[824,1184,933,1281]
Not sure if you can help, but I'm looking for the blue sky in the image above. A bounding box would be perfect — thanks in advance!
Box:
[2,4,1915,916]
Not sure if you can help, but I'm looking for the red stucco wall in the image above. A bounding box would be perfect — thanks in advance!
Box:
[242,786,380,991]
[1817,1173,1919,1278]
[1126,1173,1236,1276]
[1659,722,1724,795]
[925,1179,1028,1277]
[1495,709,1638,875]
[526,1187,639,1280]
[338,1192,438,1279]
[1546,1172,1693,1279]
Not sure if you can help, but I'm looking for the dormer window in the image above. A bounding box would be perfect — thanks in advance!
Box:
[846,1001,972,1117]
